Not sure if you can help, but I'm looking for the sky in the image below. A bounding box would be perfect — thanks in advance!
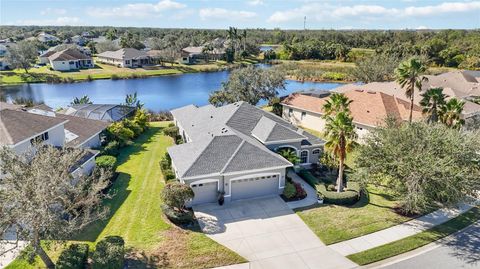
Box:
[1,0,479,30]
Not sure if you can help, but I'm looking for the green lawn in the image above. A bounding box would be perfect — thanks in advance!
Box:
[297,185,411,245]
[7,122,245,269]
[348,206,480,265]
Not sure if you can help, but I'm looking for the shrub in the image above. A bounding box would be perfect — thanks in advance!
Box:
[111,74,120,80]
[56,243,89,269]
[293,182,307,198]
[317,181,361,205]
[102,140,120,156]
[297,170,318,188]
[168,122,175,127]
[92,236,125,269]
[161,204,195,224]
[160,152,171,171]
[123,119,142,137]
[107,122,134,146]
[162,182,194,210]
[163,126,179,138]
[327,184,336,191]
[86,75,93,81]
[163,169,175,181]
[283,181,297,199]
[95,155,117,172]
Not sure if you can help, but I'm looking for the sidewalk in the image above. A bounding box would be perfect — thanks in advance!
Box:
[285,170,319,210]
[0,241,27,269]
[328,201,478,256]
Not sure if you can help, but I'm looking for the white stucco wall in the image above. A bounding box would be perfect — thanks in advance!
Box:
[11,124,66,155]
[78,134,101,149]
[50,60,77,71]
[71,154,97,179]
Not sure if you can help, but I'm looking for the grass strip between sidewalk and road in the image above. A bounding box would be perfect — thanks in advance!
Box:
[347,206,480,265]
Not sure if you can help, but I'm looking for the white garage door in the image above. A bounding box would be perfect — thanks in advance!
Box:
[191,181,218,205]
[231,174,279,201]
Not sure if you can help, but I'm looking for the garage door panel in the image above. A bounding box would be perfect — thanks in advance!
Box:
[191,181,218,205]
[231,174,279,201]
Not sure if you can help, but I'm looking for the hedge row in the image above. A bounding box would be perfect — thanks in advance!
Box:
[297,169,318,188]
[317,181,361,205]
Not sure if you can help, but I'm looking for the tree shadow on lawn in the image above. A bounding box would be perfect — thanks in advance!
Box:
[72,125,165,242]
[70,171,132,242]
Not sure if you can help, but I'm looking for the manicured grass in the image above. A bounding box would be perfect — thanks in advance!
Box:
[6,122,245,269]
[297,185,411,245]
[0,58,260,85]
[347,206,480,265]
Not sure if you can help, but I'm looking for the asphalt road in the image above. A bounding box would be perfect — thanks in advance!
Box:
[382,221,480,269]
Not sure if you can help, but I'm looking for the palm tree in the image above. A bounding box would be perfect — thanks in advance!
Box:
[71,95,92,105]
[420,87,446,123]
[439,98,465,129]
[395,57,428,123]
[324,111,357,192]
[277,148,300,165]
[323,93,352,115]
[202,44,213,63]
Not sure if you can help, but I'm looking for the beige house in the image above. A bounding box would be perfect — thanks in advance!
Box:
[97,48,149,68]
[334,71,480,128]
[281,90,423,141]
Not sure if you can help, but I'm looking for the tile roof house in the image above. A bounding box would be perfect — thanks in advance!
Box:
[97,48,150,68]
[334,71,480,128]
[281,89,423,141]
[48,48,94,71]
[180,46,225,64]
[168,101,324,205]
[0,104,109,177]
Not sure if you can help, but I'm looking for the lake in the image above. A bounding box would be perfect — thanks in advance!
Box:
[0,70,343,111]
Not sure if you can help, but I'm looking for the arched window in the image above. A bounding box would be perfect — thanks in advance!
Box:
[300,150,309,163]
[312,149,321,155]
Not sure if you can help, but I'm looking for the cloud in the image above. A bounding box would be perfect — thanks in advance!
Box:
[199,8,256,20]
[247,0,264,6]
[268,1,480,23]
[17,17,81,26]
[40,8,67,15]
[416,25,428,30]
[87,0,186,18]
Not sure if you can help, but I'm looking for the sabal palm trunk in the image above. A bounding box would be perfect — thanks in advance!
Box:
[337,157,344,192]
[409,84,414,123]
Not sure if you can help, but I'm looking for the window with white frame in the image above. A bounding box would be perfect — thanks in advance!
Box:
[300,150,308,163]
[288,108,293,116]
[30,132,49,145]
[312,148,321,155]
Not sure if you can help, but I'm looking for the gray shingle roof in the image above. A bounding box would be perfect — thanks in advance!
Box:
[97,48,148,60]
[56,114,109,148]
[251,116,306,143]
[168,101,324,178]
[48,48,91,62]
[0,109,67,145]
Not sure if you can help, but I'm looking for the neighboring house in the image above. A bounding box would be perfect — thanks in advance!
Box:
[48,48,94,71]
[65,35,87,46]
[58,104,136,122]
[0,107,106,177]
[39,50,56,64]
[180,46,225,64]
[334,71,480,128]
[97,48,150,68]
[0,44,10,70]
[168,101,324,205]
[37,32,59,43]
[282,89,423,141]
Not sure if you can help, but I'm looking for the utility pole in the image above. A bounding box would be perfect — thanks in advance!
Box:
[304,16,307,30]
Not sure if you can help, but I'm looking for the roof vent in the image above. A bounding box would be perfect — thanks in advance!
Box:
[355,89,364,92]
[367,91,376,94]
[367,110,370,113]
[210,115,213,118]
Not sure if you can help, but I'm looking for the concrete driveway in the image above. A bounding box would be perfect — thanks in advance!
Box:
[194,196,357,269]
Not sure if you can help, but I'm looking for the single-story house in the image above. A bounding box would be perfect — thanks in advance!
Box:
[180,46,225,64]
[282,89,423,141]
[168,101,324,205]
[58,104,136,122]
[97,48,150,68]
[37,32,59,43]
[334,71,480,129]
[0,44,11,70]
[48,48,94,71]
[39,50,56,64]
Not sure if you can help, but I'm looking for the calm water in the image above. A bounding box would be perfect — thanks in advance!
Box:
[0,70,342,111]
